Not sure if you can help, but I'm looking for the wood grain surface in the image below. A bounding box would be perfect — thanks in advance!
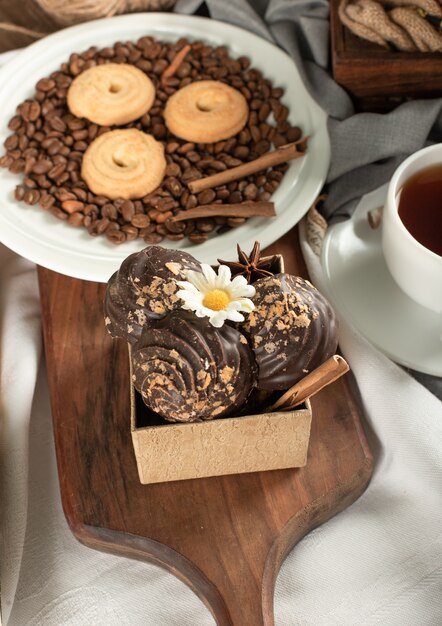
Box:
[38,227,373,626]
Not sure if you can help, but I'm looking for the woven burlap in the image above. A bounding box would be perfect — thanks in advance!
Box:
[390,6,442,50]
[381,0,442,18]
[339,0,442,51]
[0,0,176,38]
[343,0,416,49]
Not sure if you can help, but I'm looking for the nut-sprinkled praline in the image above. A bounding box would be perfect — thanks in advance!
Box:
[242,273,338,390]
[131,310,257,422]
[104,246,201,344]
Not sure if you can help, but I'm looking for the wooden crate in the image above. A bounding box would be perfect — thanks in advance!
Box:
[329,0,442,110]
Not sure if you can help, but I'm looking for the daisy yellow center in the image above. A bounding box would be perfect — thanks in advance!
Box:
[203,289,230,311]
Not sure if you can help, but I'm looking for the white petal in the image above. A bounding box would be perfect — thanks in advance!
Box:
[176,291,202,310]
[235,297,255,312]
[176,281,200,295]
[230,274,248,290]
[200,306,216,317]
[216,264,232,287]
[195,308,207,318]
[201,264,217,286]
[209,311,227,327]
[225,309,244,323]
[185,270,209,292]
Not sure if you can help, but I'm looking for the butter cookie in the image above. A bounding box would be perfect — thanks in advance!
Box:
[81,129,166,200]
[164,80,248,143]
[67,63,155,126]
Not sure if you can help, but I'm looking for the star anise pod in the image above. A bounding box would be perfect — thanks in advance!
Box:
[217,241,281,283]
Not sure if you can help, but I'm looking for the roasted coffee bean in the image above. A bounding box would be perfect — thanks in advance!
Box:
[131,214,151,228]
[185,194,198,210]
[48,162,66,179]
[24,157,36,175]
[39,193,56,210]
[62,199,84,213]
[243,183,258,200]
[107,230,126,244]
[4,134,18,150]
[155,210,173,224]
[67,212,84,227]
[165,162,181,177]
[101,203,118,220]
[166,232,185,241]
[121,199,135,222]
[14,185,25,201]
[50,205,68,220]
[165,220,186,234]
[24,177,37,188]
[23,189,40,205]
[216,188,230,200]
[21,101,41,122]
[143,232,163,244]
[8,115,22,131]
[197,189,216,205]
[121,224,139,240]
[188,232,208,244]
[227,217,246,227]
[196,218,215,233]
[9,159,25,174]
[229,191,243,203]
[84,203,99,217]
[254,139,270,155]
[72,187,88,201]
[164,177,182,197]
[0,155,13,168]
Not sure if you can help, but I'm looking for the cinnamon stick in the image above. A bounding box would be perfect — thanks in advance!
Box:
[161,44,191,84]
[268,355,350,412]
[169,201,276,221]
[187,138,309,194]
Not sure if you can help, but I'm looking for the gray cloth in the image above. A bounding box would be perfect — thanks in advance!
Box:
[174,0,442,396]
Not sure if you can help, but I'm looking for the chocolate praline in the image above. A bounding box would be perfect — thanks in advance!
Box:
[104,246,201,344]
[131,310,257,422]
[242,273,338,390]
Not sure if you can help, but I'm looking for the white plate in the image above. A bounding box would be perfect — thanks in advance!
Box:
[0,13,330,283]
[321,185,442,376]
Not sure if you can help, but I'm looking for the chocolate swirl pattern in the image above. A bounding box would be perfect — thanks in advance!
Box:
[104,246,202,344]
[67,63,155,126]
[81,129,166,199]
[132,311,257,422]
[242,274,338,391]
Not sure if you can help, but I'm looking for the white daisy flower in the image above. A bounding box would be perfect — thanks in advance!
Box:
[176,264,256,328]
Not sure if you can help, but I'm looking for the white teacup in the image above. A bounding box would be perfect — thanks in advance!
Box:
[382,143,442,313]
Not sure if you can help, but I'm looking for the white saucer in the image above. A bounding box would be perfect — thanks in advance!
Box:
[321,184,442,376]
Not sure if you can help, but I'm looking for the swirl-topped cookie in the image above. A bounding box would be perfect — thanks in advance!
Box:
[164,80,249,143]
[81,129,166,199]
[67,63,155,126]
[104,246,202,344]
[131,310,257,422]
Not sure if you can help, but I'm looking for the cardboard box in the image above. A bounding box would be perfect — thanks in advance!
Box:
[130,374,312,484]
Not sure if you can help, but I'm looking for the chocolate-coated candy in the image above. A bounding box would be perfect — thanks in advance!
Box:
[242,274,338,390]
[132,310,257,422]
[104,246,201,344]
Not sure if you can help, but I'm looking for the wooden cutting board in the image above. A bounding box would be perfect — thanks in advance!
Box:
[38,227,373,626]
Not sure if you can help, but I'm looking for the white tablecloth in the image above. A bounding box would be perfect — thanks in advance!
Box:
[1,50,442,626]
